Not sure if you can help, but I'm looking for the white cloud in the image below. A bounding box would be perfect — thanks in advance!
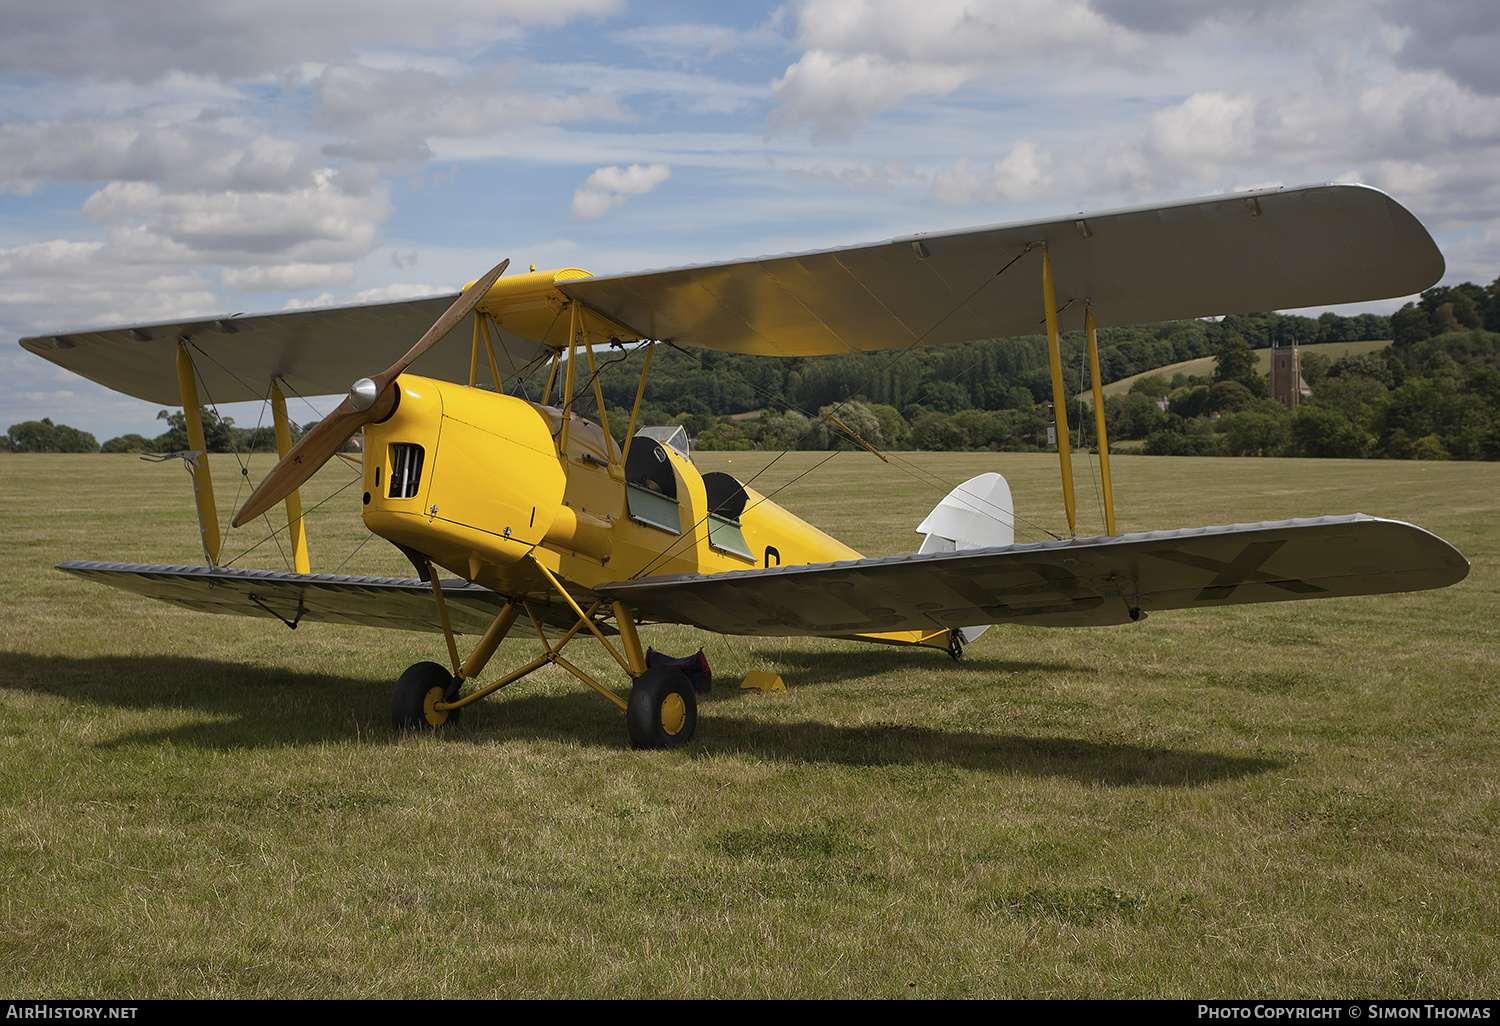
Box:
[771,0,1135,140]
[571,163,672,220]
[0,118,255,194]
[932,66,1500,217]
[354,283,453,303]
[315,63,627,163]
[278,283,448,309]
[612,23,746,62]
[76,168,394,291]
[0,1,624,83]
[283,293,339,310]
[787,158,921,191]
[1383,0,1500,96]
[0,238,222,329]
[0,119,325,198]
[9,0,1500,445]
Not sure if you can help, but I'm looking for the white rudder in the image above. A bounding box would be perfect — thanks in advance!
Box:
[914,472,1015,645]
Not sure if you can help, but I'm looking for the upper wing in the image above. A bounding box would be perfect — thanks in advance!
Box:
[594,515,1469,636]
[19,293,552,406]
[55,561,610,636]
[21,184,1443,393]
[560,183,1443,357]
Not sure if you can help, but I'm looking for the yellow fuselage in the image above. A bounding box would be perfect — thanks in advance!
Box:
[358,376,945,650]
[361,378,837,596]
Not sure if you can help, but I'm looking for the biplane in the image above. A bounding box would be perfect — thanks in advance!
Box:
[20,183,1471,748]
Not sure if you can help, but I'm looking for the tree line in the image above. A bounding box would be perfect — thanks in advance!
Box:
[1,409,309,455]
[8,278,1497,460]
[1118,280,1500,461]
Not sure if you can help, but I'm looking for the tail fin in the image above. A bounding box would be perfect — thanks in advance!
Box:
[915,473,1015,645]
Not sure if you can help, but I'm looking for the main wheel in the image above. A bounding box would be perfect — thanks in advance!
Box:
[626,666,697,749]
[393,661,462,730]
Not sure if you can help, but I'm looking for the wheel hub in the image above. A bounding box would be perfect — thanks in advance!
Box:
[422,686,449,726]
[660,692,687,735]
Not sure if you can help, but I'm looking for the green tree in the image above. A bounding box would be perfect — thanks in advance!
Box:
[1215,407,1288,457]
[1128,374,1171,398]
[909,411,968,450]
[1207,380,1256,413]
[694,423,753,451]
[7,418,100,452]
[865,403,910,448]
[1213,336,1264,396]
[153,408,236,453]
[802,401,883,450]
[754,410,810,451]
[1299,351,1331,389]
[1143,418,1225,456]
[101,434,153,453]
[1391,303,1432,346]
[1286,404,1371,459]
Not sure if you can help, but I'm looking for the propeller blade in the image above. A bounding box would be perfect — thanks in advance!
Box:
[231,258,510,528]
[231,395,370,527]
[369,257,510,393]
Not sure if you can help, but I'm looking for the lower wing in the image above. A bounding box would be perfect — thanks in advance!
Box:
[595,515,1469,636]
[54,561,607,636]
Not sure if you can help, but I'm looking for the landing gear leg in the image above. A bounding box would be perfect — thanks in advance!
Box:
[947,629,965,663]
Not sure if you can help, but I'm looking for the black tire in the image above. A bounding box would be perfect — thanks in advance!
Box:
[626,666,697,749]
[393,661,462,731]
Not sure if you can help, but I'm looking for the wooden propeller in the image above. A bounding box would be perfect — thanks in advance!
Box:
[231,259,510,528]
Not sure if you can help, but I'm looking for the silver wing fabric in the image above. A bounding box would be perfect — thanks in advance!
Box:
[20,296,552,406]
[22,184,1444,391]
[54,561,573,635]
[595,515,1470,636]
[560,184,1443,357]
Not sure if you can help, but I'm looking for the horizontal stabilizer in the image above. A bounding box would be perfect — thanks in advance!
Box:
[55,561,608,636]
[597,515,1469,637]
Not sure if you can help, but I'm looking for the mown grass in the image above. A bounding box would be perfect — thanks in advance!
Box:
[0,450,1495,998]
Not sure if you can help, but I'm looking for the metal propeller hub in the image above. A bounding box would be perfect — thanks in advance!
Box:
[349,377,380,411]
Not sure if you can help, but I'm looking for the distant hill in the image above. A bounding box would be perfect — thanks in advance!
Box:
[1085,339,1393,400]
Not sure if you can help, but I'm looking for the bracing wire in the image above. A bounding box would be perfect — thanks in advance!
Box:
[181,340,369,573]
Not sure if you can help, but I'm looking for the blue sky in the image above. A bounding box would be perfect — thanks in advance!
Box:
[4,0,1500,441]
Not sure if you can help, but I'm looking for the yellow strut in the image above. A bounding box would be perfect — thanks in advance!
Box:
[559,302,579,458]
[174,342,221,566]
[1041,249,1077,538]
[611,601,648,677]
[458,602,522,682]
[479,315,503,391]
[1084,305,1118,536]
[620,341,655,469]
[269,379,310,573]
[468,319,481,388]
[581,328,618,469]
[535,562,634,679]
[427,570,463,677]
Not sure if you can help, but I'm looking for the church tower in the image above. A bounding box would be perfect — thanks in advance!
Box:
[1270,338,1307,409]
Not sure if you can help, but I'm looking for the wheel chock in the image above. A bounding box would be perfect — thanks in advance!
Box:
[739,671,786,693]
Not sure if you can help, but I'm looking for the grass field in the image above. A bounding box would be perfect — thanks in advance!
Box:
[1,450,1496,998]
